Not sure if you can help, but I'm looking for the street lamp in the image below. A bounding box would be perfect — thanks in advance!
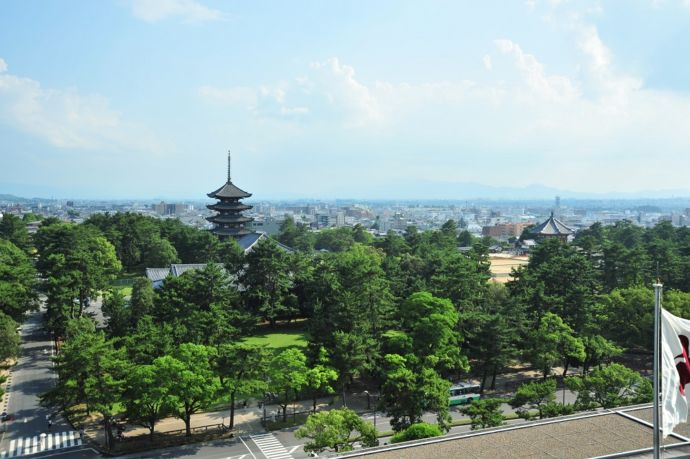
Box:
[364,391,376,431]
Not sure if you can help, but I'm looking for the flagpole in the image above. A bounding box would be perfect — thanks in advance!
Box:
[653,282,663,459]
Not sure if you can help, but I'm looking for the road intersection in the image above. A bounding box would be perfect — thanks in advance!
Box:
[0,306,94,459]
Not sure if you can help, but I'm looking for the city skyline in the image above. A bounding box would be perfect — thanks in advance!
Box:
[2,1,690,200]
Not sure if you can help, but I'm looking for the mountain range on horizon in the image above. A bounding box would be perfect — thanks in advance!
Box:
[3,180,690,203]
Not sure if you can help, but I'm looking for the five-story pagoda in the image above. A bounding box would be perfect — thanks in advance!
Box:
[207,151,254,239]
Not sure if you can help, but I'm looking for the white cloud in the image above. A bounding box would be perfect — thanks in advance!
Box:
[130,0,223,23]
[494,38,579,102]
[0,58,163,153]
[198,36,690,193]
[483,54,492,71]
[200,57,379,126]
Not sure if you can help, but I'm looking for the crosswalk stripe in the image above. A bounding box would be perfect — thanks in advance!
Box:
[3,431,82,457]
[249,433,294,459]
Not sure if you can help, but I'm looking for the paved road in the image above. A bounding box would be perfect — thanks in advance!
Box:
[0,306,97,458]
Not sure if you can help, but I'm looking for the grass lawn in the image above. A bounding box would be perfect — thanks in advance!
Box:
[112,286,133,297]
[242,330,308,352]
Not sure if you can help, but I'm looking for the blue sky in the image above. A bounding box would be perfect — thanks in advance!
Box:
[2,0,690,200]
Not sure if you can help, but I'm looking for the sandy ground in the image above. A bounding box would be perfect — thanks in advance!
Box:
[489,255,529,283]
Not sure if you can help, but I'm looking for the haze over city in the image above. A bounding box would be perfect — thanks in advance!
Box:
[2,0,690,200]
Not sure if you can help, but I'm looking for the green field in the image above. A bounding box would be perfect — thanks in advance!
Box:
[242,330,308,352]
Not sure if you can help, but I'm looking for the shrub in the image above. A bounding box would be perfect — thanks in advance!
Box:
[541,401,575,418]
[390,422,442,443]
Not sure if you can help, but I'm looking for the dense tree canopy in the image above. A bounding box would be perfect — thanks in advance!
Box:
[0,239,38,322]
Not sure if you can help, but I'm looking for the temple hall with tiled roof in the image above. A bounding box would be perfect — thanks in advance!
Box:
[528,211,574,243]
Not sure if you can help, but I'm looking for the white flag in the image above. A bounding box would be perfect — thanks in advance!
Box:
[661,308,690,436]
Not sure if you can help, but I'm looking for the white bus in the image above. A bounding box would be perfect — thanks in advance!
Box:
[449,382,481,406]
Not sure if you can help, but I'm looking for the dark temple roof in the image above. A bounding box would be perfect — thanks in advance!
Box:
[529,212,574,236]
[207,181,252,199]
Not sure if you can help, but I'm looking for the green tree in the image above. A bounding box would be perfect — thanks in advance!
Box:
[35,223,121,334]
[141,236,179,267]
[527,312,585,378]
[124,363,174,440]
[0,312,20,361]
[314,227,355,252]
[566,363,652,409]
[596,286,653,350]
[268,348,308,422]
[330,331,370,406]
[295,408,377,453]
[156,343,219,436]
[460,283,520,391]
[130,277,154,327]
[0,239,38,322]
[101,289,130,337]
[0,214,31,253]
[508,238,598,333]
[396,292,465,373]
[240,239,296,324]
[581,335,623,375]
[45,318,126,448]
[154,263,251,345]
[215,343,270,428]
[509,379,556,419]
[277,216,315,252]
[122,315,174,365]
[305,347,338,413]
[379,354,452,432]
[460,398,505,430]
[307,244,394,387]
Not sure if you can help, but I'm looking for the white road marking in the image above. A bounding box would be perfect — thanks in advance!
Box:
[250,433,294,459]
[287,446,300,454]
[239,436,258,459]
[3,431,82,457]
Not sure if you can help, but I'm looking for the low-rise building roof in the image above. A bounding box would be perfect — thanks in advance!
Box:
[343,405,690,459]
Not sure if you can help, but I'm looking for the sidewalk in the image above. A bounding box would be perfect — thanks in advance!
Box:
[82,394,362,447]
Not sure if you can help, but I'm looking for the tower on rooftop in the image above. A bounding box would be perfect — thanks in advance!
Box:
[206,150,254,239]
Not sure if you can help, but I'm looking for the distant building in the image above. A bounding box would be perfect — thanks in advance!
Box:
[206,151,254,239]
[482,222,530,240]
[528,212,574,243]
[250,217,282,235]
[153,201,190,216]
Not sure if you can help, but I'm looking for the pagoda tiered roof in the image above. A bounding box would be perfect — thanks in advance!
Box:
[207,181,252,199]
[212,227,254,237]
[207,202,253,212]
[206,214,253,224]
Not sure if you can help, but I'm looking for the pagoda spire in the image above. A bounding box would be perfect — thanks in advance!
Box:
[227,149,232,183]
